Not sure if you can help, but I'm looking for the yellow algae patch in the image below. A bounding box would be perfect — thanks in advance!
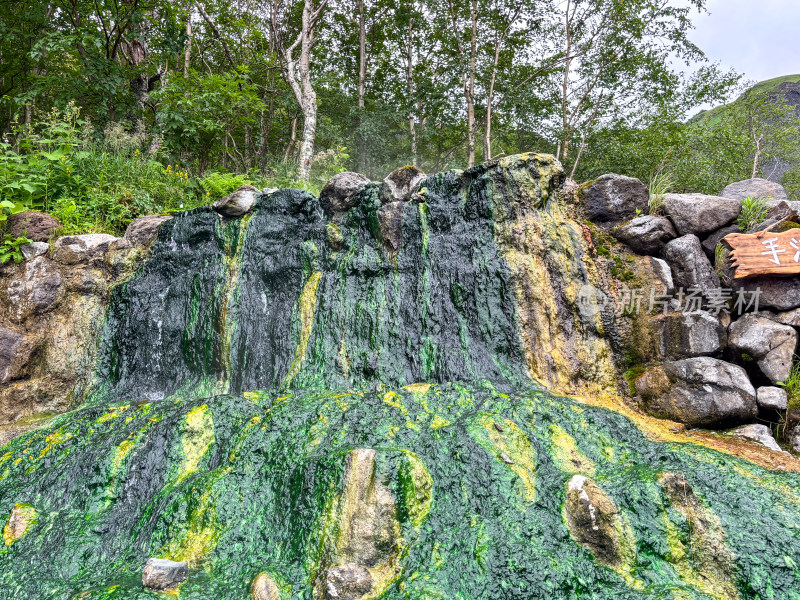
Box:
[38,428,73,460]
[0,451,13,467]
[403,383,433,394]
[400,451,434,527]
[549,425,595,476]
[429,415,451,430]
[97,405,130,424]
[383,391,408,415]
[283,272,322,387]
[570,391,800,474]
[471,415,536,502]
[112,436,136,472]
[177,405,215,484]
[243,390,267,403]
[164,486,221,568]
[3,503,37,546]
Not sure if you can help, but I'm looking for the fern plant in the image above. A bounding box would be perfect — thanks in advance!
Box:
[736,196,770,232]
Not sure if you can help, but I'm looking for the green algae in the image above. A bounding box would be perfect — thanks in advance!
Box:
[2,385,800,597]
[2,159,800,599]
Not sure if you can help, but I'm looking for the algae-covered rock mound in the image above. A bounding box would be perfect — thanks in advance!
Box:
[4,385,800,599]
[2,154,800,599]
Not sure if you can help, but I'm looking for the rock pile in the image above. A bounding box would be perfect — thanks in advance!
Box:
[582,175,800,451]
[0,211,169,429]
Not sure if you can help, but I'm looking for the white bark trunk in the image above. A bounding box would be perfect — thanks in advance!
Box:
[284,0,325,180]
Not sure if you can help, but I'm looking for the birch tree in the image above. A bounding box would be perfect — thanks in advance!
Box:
[281,0,327,180]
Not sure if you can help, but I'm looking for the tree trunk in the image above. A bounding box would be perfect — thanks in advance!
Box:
[184,9,192,78]
[284,113,298,162]
[357,0,367,173]
[559,0,573,161]
[284,0,325,180]
[484,33,501,161]
[466,0,478,167]
[407,16,417,167]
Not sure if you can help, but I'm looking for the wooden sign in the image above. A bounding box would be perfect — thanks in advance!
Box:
[723,230,800,279]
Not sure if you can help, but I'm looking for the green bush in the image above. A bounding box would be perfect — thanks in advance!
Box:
[199,172,254,202]
[736,196,770,232]
[0,234,32,264]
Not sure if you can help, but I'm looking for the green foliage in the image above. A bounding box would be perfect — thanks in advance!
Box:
[0,234,32,264]
[736,196,770,232]
[714,242,730,278]
[778,359,800,412]
[200,172,254,202]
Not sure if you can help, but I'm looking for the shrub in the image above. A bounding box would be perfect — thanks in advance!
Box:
[736,196,770,232]
[0,234,32,264]
[200,172,254,201]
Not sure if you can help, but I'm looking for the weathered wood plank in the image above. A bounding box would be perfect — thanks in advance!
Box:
[723,230,800,279]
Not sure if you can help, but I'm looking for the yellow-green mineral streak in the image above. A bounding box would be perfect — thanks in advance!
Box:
[283,272,322,387]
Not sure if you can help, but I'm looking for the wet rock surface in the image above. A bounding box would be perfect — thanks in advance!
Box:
[728,314,797,383]
[612,215,677,255]
[563,475,633,569]
[663,234,721,292]
[323,564,373,600]
[142,558,188,590]
[580,174,649,228]
[251,573,281,600]
[636,357,757,427]
[662,193,741,236]
[320,172,371,215]
[212,184,260,217]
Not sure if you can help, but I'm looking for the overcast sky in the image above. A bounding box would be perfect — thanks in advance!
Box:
[689,0,799,85]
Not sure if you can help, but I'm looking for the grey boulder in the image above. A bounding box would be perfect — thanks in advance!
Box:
[635,357,757,428]
[0,327,36,383]
[380,166,426,204]
[663,235,721,292]
[125,215,172,246]
[142,558,188,590]
[662,194,741,236]
[20,242,50,260]
[212,185,259,217]
[652,311,726,359]
[612,215,677,255]
[581,174,649,228]
[756,386,788,411]
[701,224,739,258]
[649,257,675,296]
[730,423,784,452]
[320,172,370,215]
[728,314,797,383]
[791,427,800,454]
[773,308,800,327]
[721,178,788,202]
[53,234,119,265]
[731,277,800,312]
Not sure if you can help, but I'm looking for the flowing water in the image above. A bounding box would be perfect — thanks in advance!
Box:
[1,156,799,599]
